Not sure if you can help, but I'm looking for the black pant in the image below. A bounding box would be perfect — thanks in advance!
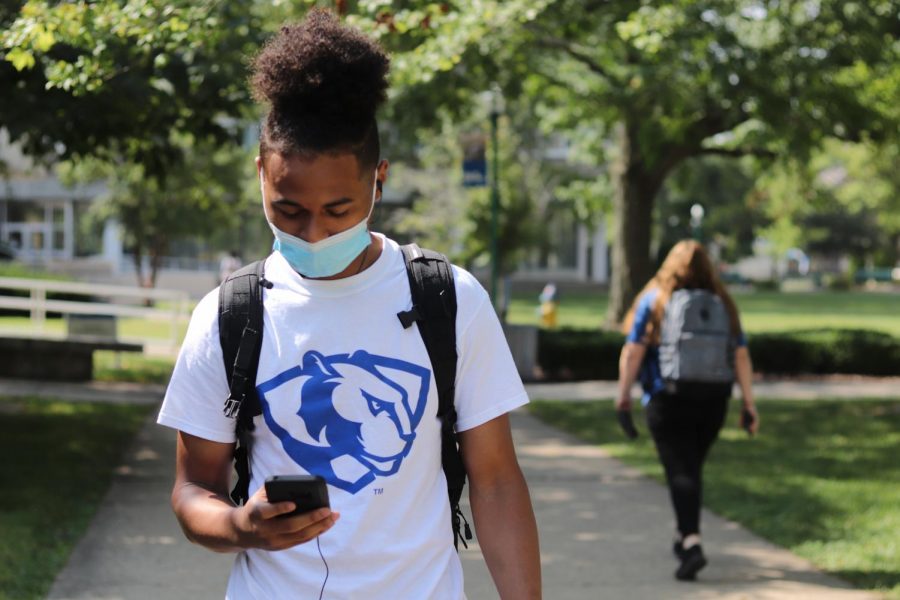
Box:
[645,383,730,537]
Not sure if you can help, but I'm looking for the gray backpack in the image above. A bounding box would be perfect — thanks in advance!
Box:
[659,289,735,384]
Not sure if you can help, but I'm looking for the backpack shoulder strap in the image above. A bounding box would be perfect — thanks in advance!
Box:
[218,258,269,505]
[398,243,471,549]
[398,244,457,417]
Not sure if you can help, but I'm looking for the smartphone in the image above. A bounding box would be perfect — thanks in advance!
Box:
[265,475,330,517]
[740,408,755,436]
[616,410,639,440]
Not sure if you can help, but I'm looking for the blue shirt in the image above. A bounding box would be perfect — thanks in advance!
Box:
[626,288,746,405]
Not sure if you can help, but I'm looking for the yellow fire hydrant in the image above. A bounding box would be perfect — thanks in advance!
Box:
[538,283,558,329]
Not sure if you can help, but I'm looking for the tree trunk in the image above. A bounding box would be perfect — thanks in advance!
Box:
[145,235,168,307]
[131,248,146,289]
[149,238,165,289]
[605,123,658,328]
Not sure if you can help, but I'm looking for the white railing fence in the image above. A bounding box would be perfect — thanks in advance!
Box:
[0,277,190,351]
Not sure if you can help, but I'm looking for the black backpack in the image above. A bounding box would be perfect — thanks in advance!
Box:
[217,244,472,549]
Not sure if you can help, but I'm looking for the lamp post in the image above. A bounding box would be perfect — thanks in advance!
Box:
[488,84,504,308]
[690,203,705,242]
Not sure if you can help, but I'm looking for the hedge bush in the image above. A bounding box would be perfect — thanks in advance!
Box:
[748,329,900,376]
[537,327,900,380]
[537,328,624,380]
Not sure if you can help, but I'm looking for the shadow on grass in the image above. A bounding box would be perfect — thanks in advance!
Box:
[0,397,155,599]
[831,570,900,593]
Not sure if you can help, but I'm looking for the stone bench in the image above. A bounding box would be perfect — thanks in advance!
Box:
[0,336,143,382]
[66,313,118,340]
[503,324,539,382]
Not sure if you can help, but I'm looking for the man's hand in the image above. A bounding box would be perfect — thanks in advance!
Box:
[232,485,340,552]
[171,432,339,553]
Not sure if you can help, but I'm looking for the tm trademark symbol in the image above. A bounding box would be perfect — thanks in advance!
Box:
[373,488,384,495]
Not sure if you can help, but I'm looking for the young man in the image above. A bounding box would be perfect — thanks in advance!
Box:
[157,10,541,599]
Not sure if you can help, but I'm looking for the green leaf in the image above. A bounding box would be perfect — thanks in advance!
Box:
[33,27,55,52]
[4,48,36,71]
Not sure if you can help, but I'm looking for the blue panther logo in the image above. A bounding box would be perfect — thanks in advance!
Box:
[257,350,430,493]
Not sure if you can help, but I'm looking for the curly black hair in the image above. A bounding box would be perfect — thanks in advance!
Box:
[252,9,390,172]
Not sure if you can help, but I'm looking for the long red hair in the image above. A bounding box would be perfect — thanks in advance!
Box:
[621,240,741,344]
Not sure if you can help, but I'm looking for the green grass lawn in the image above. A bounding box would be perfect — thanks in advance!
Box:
[0,315,188,341]
[93,350,175,385]
[507,291,610,330]
[735,291,900,336]
[0,396,155,600]
[529,398,900,598]
[508,290,900,336]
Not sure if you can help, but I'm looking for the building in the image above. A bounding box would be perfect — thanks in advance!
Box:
[518,220,609,285]
[0,128,116,266]
[0,177,108,263]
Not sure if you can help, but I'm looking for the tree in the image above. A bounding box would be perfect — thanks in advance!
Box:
[388,90,576,281]
[756,139,900,267]
[1,0,261,176]
[336,1,900,323]
[458,124,547,278]
[59,140,253,288]
[513,0,900,322]
[656,156,765,263]
[255,2,560,280]
[11,0,899,308]
[2,0,266,286]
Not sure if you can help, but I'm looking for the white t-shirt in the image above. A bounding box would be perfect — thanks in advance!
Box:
[158,235,528,599]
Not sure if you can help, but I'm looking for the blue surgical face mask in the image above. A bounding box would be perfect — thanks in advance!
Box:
[260,168,377,278]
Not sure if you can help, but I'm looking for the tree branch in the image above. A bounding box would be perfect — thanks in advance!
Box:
[533,69,597,103]
[646,141,776,195]
[645,145,693,198]
[532,35,616,82]
[697,146,777,158]
[582,0,620,12]
[684,106,754,143]
[651,106,773,174]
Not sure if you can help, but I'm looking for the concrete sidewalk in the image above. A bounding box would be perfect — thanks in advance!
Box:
[463,411,878,600]
[0,378,165,404]
[40,386,881,598]
[47,408,234,600]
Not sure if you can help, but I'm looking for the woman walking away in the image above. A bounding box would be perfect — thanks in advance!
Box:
[615,240,758,581]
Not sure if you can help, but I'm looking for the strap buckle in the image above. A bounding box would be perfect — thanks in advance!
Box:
[397,305,423,329]
[223,395,242,419]
[452,505,472,549]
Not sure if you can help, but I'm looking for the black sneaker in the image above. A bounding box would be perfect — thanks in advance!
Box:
[672,539,686,560]
[675,544,707,581]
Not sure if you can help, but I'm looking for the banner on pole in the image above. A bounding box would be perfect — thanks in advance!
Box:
[460,132,487,188]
